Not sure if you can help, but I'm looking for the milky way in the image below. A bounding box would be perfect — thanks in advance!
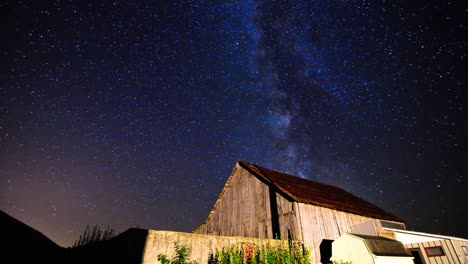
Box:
[1,1,466,246]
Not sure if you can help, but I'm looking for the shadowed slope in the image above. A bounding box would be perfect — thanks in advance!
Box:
[0,210,64,263]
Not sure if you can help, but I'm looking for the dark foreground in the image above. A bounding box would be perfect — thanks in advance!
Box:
[1,210,148,264]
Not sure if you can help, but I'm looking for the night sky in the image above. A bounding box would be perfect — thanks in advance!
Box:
[1,1,467,247]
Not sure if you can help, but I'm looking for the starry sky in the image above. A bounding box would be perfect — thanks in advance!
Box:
[1,1,467,246]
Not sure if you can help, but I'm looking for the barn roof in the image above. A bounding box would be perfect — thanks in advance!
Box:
[238,161,402,222]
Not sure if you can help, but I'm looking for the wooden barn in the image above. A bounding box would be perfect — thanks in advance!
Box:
[194,161,405,263]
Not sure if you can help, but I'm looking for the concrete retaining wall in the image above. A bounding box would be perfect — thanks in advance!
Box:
[142,230,292,264]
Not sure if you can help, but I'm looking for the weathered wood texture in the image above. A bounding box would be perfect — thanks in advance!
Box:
[276,192,300,240]
[452,239,468,263]
[142,231,290,264]
[405,239,468,264]
[194,164,274,238]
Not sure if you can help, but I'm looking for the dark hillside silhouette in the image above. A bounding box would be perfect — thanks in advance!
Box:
[0,210,64,263]
[0,210,147,264]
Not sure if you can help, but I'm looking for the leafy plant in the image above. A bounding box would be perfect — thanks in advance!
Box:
[158,242,199,264]
[209,241,310,264]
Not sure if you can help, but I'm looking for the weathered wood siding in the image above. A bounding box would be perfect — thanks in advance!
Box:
[296,202,396,263]
[195,164,274,238]
[451,239,468,263]
[405,239,468,264]
[276,192,300,240]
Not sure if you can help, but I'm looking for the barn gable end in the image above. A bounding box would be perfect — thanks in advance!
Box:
[194,162,277,237]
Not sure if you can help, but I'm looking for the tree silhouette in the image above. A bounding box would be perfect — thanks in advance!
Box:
[72,225,116,247]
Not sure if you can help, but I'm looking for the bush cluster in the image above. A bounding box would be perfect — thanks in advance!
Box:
[158,241,310,264]
[209,242,310,264]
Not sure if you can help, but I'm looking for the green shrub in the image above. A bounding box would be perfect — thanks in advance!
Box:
[158,242,199,264]
[209,241,310,264]
[158,240,310,264]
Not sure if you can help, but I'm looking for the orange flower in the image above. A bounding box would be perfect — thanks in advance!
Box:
[244,243,255,262]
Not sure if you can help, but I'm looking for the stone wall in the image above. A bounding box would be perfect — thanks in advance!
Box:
[142,230,291,264]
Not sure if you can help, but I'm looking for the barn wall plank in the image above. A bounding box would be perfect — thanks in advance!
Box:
[441,239,459,264]
[276,192,300,241]
[452,239,468,263]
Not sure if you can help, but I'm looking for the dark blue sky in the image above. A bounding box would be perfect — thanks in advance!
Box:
[1,1,466,246]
